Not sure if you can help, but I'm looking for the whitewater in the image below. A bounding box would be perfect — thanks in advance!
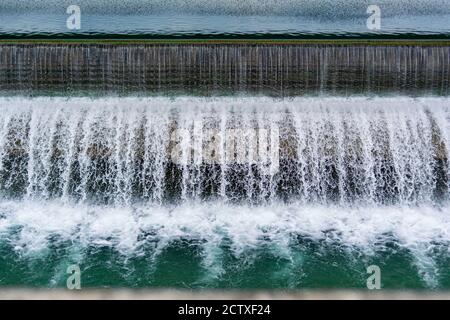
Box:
[0,96,449,288]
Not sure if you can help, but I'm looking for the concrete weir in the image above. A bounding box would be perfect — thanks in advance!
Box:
[0,42,449,95]
[0,96,449,204]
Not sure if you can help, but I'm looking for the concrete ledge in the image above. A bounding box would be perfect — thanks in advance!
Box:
[1,289,450,300]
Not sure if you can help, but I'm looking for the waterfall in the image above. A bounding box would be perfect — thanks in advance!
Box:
[0,96,448,206]
[1,44,449,95]
[0,61,450,287]
[2,0,449,17]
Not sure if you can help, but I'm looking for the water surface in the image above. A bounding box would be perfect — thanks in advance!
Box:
[0,96,449,289]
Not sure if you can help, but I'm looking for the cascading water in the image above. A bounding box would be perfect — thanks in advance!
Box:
[1,0,450,37]
[1,0,450,290]
[1,44,449,95]
[1,96,450,288]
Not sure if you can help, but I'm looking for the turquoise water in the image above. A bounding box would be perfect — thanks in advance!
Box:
[0,231,448,289]
[1,201,449,289]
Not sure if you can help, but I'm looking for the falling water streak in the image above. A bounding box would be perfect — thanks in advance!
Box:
[243,110,255,201]
[77,106,98,202]
[268,110,280,202]
[25,107,40,199]
[428,106,450,195]
[61,109,83,202]
[142,108,171,204]
[0,113,10,174]
[218,109,228,201]
[355,109,377,205]
[39,108,60,199]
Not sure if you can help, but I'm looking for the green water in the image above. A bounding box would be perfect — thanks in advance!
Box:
[1,235,448,289]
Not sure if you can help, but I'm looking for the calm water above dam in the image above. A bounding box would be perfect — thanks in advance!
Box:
[1,0,450,39]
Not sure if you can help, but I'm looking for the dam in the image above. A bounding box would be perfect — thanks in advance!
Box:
[1,1,450,291]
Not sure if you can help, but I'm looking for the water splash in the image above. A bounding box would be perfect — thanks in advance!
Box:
[0,199,449,287]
